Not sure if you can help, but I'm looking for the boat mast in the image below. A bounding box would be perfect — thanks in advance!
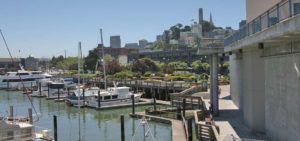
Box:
[100,29,107,90]
[77,42,82,141]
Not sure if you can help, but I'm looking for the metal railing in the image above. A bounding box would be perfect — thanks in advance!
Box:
[224,0,300,46]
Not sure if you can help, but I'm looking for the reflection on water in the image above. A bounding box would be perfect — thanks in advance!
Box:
[0,90,171,141]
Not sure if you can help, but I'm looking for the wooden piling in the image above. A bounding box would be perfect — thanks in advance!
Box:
[183,99,186,118]
[187,118,193,141]
[28,108,33,124]
[153,96,157,111]
[47,84,50,97]
[98,90,101,108]
[120,115,125,141]
[83,88,85,103]
[39,82,42,96]
[9,106,13,119]
[53,115,58,141]
[131,95,135,115]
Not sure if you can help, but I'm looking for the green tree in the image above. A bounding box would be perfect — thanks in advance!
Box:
[84,47,99,73]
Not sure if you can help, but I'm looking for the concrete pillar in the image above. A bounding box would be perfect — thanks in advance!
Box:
[210,54,219,116]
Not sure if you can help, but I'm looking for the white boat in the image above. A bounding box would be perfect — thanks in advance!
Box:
[86,86,142,108]
[0,68,52,90]
[65,86,100,106]
[0,112,53,141]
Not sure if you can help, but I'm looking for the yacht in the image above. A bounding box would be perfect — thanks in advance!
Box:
[0,111,53,141]
[0,69,52,90]
[65,86,99,106]
[86,86,142,108]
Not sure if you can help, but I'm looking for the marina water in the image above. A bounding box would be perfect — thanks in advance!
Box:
[0,90,171,141]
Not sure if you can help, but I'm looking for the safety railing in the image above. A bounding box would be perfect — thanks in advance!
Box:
[224,0,300,46]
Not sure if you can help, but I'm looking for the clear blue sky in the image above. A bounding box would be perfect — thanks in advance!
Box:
[0,0,245,58]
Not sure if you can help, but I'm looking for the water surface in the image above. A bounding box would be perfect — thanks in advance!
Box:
[0,90,171,141]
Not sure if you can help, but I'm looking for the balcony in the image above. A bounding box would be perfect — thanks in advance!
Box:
[224,0,300,48]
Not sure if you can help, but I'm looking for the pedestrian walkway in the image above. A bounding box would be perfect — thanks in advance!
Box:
[211,85,267,140]
[132,112,187,141]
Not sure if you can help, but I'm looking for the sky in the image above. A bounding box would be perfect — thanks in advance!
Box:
[0,0,245,58]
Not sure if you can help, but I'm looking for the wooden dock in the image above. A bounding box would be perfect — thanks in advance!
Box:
[131,113,187,141]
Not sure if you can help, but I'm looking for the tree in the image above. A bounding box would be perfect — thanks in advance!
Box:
[84,47,100,73]
[50,55,64,67]
[202,20,216,33]
[131,58,159,74]
[191,60,202,73]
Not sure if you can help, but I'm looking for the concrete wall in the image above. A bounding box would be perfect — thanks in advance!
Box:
[246,0,281,22]
[264,45,300,140]
[241,47,266,133]
[229,53,243,108]
[230,47,266,133]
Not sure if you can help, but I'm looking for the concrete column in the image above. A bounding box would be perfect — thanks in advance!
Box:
[210,54,219,116]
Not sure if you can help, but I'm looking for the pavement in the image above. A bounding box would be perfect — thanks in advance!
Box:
[211,85,267,141]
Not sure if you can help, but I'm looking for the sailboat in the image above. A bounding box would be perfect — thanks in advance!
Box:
[0,29,54,140]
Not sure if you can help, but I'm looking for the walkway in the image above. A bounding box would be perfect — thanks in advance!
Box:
[131,113,187,141]
[212,85,267,140]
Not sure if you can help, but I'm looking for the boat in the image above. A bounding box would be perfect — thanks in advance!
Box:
[65,86,100,106]
[0,109,53,141]
[86,86,142,108]
[0,67,52,90]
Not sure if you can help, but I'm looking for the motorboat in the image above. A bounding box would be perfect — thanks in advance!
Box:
[0,109,53,141]
[86,86,142,108]
[0,68,52,90]
[65,86,100,106]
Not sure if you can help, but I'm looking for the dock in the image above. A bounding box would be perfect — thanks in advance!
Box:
[131,113,187,141]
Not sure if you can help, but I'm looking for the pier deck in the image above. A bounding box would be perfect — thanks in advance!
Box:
[131,112,187,141]
[210,85,267,140]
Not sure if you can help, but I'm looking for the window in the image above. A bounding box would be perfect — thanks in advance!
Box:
[112,95,118,99]
[104,96,111,100]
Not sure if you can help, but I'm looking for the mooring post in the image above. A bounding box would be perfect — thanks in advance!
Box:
[9,106,13,119]
[176,106,181,120]
[183,99,186,118]
[58,88,60,100]
[153,95,157,111]
[28,108,33,124]
[67,87,70,96]
[98,90,101,108]
[39,82,42,96]
[131,95,135,115]
[53,115,58,141]
[47,83,50,97]
[188,118,193,141]
[120,114,125,141]
[83,88,85,103]
[31,82,33,92]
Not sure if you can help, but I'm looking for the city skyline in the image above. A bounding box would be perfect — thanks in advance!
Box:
[0,0,245,58]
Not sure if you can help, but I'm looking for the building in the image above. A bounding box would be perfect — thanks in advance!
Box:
[24,55,39,71]
[139,39,148,48]
[124,43,139,49]
[225,0,300,140]
[97,44,138,65]
[110,36,121,48]
[156,35,163,42]
[198,8,203,24]
[0,58,21,72]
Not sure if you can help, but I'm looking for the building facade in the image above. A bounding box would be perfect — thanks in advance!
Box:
[226,0,300,140]
[110,36,121,48]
